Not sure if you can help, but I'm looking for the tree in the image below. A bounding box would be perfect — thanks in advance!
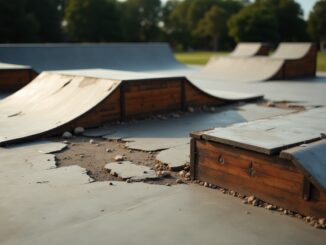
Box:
[194,6,228,50]
[164,0,192,49]
[0,0,64,43]
[64,0,122,42]
[120,0,162,41]
[26,0,64,42]
[165,0,243,50]
[228,4,279,43]
[0,0,38,43]
[308,0,326,49]
[258,0,307,41]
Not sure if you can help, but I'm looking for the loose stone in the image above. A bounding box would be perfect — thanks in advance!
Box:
[62,131,72,139]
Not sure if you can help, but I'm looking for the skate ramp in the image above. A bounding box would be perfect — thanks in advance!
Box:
[199,43,316,82]
[230,42,269,57]
[207,42,269,64]
[192,56,284,82]
[0,43,190,73]
[272,43,314,59]
[0,70,262,145]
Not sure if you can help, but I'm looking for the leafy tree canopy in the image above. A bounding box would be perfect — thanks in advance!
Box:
[308,0,326,41]
[65,0,121,42]
[228,3,279,42]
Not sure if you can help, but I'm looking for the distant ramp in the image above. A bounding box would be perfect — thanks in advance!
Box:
[194,56,284,82]
[230,42,269,57]
[208,42,269,64]
[202,43,316,82]
[0,70,262,145]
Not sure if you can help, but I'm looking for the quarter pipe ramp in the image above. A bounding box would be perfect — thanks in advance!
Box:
[0,43,191,73]
[202,43,316,82]
[0,70,262,145]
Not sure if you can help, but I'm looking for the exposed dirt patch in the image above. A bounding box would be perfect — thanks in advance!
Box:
[53,136,187,186]
[259,100,306,111]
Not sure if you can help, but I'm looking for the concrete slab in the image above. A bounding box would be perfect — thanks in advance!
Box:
[0,141,325,245]
[124,138,188,151]
[102,104,294,141]
[6,140,67,154]
[156,144,189,169]
[98,105,295,167]
[104,160,158,180]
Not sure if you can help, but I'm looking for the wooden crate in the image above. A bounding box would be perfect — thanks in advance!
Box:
[190,134,326,218]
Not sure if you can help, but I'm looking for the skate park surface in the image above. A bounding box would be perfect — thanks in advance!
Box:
[0,43,326,244]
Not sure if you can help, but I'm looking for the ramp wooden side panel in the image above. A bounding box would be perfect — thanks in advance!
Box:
[0,69,37,92]
[281,44,317,78]
[123,80,182,119]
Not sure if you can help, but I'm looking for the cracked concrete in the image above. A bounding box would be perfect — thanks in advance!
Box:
[156,144,190,169]
[105,160,158,180]
[1,102,324,245]
[90,104,296,168]
[0,140,325,245]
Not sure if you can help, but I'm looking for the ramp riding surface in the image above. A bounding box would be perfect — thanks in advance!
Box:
[229,42,269,57]
[0,70,262,145]
[0,43,192,74]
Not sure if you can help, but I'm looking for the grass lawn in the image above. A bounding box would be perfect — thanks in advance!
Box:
[175,51,326,71]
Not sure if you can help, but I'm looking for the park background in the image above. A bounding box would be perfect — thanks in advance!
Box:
[1,0,325,70]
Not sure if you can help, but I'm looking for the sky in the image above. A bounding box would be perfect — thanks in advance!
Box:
[297,0,317,18]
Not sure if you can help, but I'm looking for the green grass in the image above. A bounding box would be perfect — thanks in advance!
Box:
[175,51,228,65]
[317,52,326,72]
[175,51,326,71]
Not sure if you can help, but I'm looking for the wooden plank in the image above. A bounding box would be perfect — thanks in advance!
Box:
[196,141,302,194]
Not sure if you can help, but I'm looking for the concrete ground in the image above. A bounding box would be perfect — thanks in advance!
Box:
[189,73,326,107]
[0,140,325,245]
[1,76,326,244]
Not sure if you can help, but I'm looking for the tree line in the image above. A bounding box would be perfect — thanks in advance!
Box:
[0,0,325,50]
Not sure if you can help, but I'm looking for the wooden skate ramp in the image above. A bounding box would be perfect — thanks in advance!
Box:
[201,43,316,82]
[195,56,284,82]
[0,70,262,145]
[0,62,37,92]
[207,42,269,64]
[191,108,326,217]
